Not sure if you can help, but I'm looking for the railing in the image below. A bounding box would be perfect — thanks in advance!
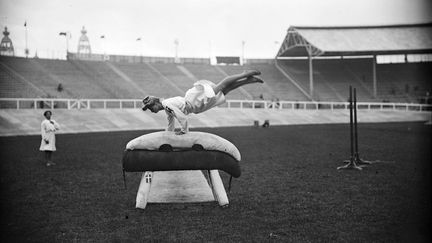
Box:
[0,98,431,112]
[0,98,141,110]
[222,100,432,112]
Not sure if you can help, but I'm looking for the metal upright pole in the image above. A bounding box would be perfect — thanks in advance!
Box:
[339,86,392,169]
[309,53,314,98]
[353,87,358,159]
[349,86,354,162]
[354,87,372,165]
[337,85,362,170]
[372,55,377,98]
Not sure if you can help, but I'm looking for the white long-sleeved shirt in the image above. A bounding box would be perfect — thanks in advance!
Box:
[161,97,190,133]
[40,119,60,151]
[160,80,226,133]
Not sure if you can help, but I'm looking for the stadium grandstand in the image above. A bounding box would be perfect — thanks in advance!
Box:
[0,24,431,103]
[0,23,431,135]
[276,23,432,103]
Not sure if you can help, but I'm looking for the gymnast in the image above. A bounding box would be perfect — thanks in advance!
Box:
[142,70,263,135]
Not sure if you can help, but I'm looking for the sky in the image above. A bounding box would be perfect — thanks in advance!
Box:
[0,0,431,59]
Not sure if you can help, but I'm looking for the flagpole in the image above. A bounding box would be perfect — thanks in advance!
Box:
[241,40,245,65]
[208,40,212,59]
[174,38,179,63]
[100,35,106,60]
[24,20,28,58]
[66,32,69,53]
[136,37,143,59]
[59,32,69,59]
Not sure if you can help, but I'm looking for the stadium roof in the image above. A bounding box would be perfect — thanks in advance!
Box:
[277,23,432,57]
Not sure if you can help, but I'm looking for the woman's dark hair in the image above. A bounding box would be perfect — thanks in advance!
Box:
[43,110,52,117]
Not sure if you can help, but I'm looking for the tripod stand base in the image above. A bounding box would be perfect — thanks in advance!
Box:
[343,158,371,165]
[337,159,364,170]
[343,158,395,165]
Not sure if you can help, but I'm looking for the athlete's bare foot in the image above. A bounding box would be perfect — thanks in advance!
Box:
[244,70,261,76]
[245,75,264,83]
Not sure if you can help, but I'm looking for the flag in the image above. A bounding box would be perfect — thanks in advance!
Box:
[59,32,67,36]
[100,35,105,39]
[24,21,27,27]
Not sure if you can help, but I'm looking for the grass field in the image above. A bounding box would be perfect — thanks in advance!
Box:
[1,122,430,242]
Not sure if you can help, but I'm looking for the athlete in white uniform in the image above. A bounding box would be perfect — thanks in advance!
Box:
[142,70,263,134]
[39,110,60,166]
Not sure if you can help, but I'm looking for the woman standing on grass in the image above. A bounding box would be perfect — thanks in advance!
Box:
[40,110,60,166]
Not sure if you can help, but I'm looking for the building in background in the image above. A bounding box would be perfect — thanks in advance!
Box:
[0,27,15,56]
[77,26,91,55]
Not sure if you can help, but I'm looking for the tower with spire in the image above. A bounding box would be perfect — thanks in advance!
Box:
[77,26,91,55]
[0,27,14,56]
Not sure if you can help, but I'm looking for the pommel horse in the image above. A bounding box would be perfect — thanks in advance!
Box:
[122,131,241,209]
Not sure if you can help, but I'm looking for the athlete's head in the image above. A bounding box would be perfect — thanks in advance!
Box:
[142,95,164,113]
[43,110,52,120]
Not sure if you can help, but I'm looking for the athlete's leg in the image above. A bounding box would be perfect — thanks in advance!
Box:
[45,151,54,166]
[47,151,52,162]
[223,76,264,95]
[213,70,261,95]
[48,151,56,165]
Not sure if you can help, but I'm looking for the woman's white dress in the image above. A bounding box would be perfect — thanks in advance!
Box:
[184,80,226,114]
[40,119,60,151]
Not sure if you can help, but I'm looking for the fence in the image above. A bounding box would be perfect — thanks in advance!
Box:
[0,98,431,112]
